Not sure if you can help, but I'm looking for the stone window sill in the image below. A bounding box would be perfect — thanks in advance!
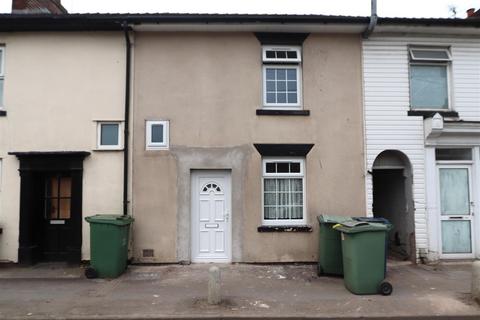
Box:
[407,110,459,118]
[257,225,313,232]
[256,109,310,116]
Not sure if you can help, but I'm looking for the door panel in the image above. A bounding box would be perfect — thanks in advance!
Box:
[215,231,225,252]
[191,171,231,262]
[438,166,474,257]
[439,168,470,215]
[41,174,78,262]
[441,220,472,254]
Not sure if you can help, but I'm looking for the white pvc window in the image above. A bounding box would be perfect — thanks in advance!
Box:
[0,47,5,108]
[409,48,451,62]
[146,120,169,150]
[262,158,306,226]
[263,66,301,107]
[262,46,301,63]
[97,122,122,150]
[409,47,451,110]
[262,46,302,109]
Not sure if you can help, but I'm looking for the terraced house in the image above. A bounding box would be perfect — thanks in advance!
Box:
[363,14,480,263]
[128,15,367,263]
[0,3,127,264]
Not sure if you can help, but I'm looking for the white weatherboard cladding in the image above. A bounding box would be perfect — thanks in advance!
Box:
[363,36,480,259]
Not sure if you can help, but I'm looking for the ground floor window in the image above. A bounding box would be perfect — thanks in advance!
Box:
[262,158,305,225]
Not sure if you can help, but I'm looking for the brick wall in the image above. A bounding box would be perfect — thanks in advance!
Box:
[12,0,68,14]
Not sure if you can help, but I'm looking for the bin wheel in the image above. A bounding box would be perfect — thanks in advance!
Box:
[379,281,393,296]
[317,265,324,277]
[85,267,98,279]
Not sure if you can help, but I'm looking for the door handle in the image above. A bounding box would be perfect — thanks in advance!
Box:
[224,211,230,222]
[448,216,464,220]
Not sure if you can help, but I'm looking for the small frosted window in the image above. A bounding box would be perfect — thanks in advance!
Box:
[151,124,164,143]
[100,124,119,146]
[146,120,169,150]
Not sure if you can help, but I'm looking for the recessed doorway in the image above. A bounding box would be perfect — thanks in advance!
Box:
[372,150,415,262]
[12,152,89,265]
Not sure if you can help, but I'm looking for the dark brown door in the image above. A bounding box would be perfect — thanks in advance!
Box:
[15,152,88,265]
[40,174,77,262]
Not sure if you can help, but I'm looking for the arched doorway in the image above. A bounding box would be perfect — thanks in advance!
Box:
[372,150,415,262]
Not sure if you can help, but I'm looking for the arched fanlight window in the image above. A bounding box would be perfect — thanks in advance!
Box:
[202,183,222,193]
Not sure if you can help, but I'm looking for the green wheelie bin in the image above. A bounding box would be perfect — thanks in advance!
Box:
[317,215,352,276]
[333,221,393,295]
[84,215,134,279]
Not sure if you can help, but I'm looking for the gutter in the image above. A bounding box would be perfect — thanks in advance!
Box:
[122,21,131,216]
[362,0,378,39]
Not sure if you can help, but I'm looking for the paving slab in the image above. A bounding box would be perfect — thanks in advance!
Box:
[0,262,478,319]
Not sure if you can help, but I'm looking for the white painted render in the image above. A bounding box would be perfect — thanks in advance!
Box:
[0,32,125,262]
[363,36,480,261]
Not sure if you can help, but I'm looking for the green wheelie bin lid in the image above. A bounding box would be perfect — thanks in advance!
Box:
[333,221,388,233]
[85,214,134,226]
[317,214,352,224]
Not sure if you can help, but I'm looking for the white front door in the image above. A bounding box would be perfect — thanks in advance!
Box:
[191,170,232,263]
[438,165,475,258]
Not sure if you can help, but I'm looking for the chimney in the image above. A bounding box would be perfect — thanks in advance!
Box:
[467,8,476,17]
[12,0,68,14]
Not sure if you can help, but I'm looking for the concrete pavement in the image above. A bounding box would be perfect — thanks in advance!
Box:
[0,261,478,319]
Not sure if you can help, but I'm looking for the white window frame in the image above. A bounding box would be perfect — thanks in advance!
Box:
[435,147,473,164]
[262,45,302,109]
[409,46,452,111]
[262,65,302,109]
[0,46,5,108]
[97,121,122,150]
[409,47,451,62]
[409,62,451,110]
[262,46,302,63]
[261,157,306,226]
[146,120,169,150]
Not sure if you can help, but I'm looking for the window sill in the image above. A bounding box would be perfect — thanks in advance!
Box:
[0,109,6,117]
[257,225,313,232]
[92,148,124,152]
[407,110,459,118]
[146,146,169,151]
[257,109,310,116]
